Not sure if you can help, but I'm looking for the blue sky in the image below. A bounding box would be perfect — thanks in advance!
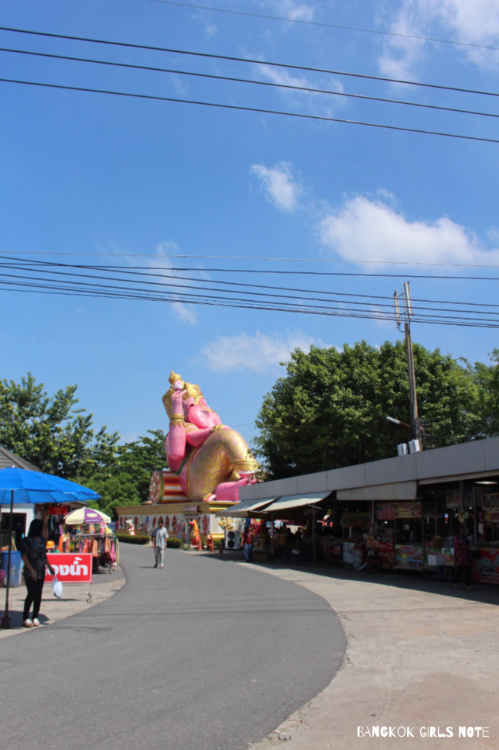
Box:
[1,0,499,451]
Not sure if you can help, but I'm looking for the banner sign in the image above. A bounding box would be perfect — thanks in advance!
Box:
[45,553,92,583]
[394,501,422,519]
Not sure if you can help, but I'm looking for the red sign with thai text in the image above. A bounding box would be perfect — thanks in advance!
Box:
[45,553,92,583]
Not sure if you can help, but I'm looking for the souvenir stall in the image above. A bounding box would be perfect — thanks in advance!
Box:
[392,501,424,571]
[0,468,101,629]
[63,508,118,573]
[313,501,370,569]
[420,483,475,582]
[246,519,270,562]
[318,517,343,566]
[472,489,499,585]
[116,469,244,548]
[372,502,396,570]
[339,507,370,569]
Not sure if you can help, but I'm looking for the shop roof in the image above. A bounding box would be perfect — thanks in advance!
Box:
[261,491,332,514]
[216,497,278,518]
[239,437,499,504]
[0,446,41,472]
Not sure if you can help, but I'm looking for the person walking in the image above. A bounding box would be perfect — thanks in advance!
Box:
[153,519,169,569]
[277,524,288,562]
[242,526,254,562]
[453,524,473,590]
[19,513,56,628]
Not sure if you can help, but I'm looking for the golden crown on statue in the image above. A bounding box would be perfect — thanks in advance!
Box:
[162,370,205,419]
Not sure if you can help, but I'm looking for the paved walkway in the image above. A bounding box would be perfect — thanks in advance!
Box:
[243,562,499,750]
[3,550,498,749]
[0,566,125,638]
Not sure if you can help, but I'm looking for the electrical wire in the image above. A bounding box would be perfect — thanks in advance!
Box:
[3,250,499,270]
[148,0,499,53]
[2,278,499,327]
[3,256,499,316]
[2,46,499,120]
[2,257,499,325]
[5,255,499,286]
[1,26,498,99]
[1,77,498,144]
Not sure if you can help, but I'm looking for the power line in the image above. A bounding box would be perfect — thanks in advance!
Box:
[2,77,498,144]
[3,46,499,121]
[2,277,499,328]
[1,26,498,99]
[1,263,495,320]
[5,256,499,315]
[2,257,499,324]
[166,265,499,281]
[149,0,499,53]
[4,249,499,270]
[4,256,499,293]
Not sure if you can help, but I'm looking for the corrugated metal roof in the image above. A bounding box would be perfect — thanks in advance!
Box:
[0,446,41,472]
[215,497,278,517]
[262,491,332,513]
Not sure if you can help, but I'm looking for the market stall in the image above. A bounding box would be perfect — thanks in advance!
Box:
[64,507,118,574]
[0,468,101,629]
[472,491,499,584]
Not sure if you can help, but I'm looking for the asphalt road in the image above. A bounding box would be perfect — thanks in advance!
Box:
[1,543,346,750]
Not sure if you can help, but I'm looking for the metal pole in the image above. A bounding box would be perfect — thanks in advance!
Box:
[312,507,317,563]
[404,322,420,444]
[1,489,14,629]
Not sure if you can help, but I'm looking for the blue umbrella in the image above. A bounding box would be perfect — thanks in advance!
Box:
[0,468,100,628]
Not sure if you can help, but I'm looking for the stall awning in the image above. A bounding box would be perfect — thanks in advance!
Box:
[336,481,418,502]
[215,497,278,517]
[261,491,332,515]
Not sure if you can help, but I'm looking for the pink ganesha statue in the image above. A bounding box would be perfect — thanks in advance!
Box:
[163,371,259,503]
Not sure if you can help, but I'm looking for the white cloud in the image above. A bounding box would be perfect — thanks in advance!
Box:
[202,331,330,372]
[318,194,499,267]
[270,0,315,22]
[488,227,499,243]
[250,162,303,211]
[431,0,499,65]
[171,298,198,324]
[259,65,315,91]
[205,24,218,38]
[378,0,499,78]
[257,64,344,113]
[147,242,198,324]
[150,241,177,269]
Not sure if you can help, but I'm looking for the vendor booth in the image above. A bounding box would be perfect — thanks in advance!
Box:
[234,437,499,586]
[0,467,101,628]
[63,507,118,573]
[116,469,251,548]
[219,491,334,563]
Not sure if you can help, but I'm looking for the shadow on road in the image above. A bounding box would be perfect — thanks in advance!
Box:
[200,550,499,607]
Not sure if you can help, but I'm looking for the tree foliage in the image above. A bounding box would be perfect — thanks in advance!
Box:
[83,430,167,518]
[0,373,167,519]
[254,341,496,480]
[472,348,499,437]
[0,373,119,478]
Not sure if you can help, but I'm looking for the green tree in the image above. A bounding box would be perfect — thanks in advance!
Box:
[473,349,499,437]
[0,372,119,477]
[82,430,167,518]
[254,341,490,480]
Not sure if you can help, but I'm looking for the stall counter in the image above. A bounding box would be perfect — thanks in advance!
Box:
[395,544,423,571]
[473,547,499,585]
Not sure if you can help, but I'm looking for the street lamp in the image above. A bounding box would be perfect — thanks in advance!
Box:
[386,416,421,454]
[386,416,411,428]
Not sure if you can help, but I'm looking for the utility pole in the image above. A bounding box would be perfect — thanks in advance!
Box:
[394,282,421,446]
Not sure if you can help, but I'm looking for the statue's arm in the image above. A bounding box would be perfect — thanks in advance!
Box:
[185,427,215,448]
[165,389,187,469]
